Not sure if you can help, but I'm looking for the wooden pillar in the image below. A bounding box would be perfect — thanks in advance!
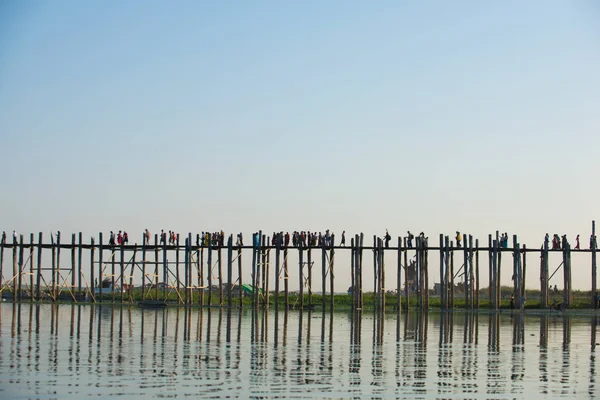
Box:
[37,233,42,300]
[264,237,270,309]
[71,234,76,294]
[175,234,181,304]
[111,233,116,303]
[542,235,549,308]
[141,234,147,300]
[153,234,159,301]
[98,232,103,302]
[119,242,125,303]
[463,235,469,309]
[351,238,356,310]
[17,235,24,301]
[199,242,204,307]
[0,234,4,294]
[496,232,501,308]
[381,238,386,313]
[404,238,409,310]
[321,245,326,311]
[359,233,364,310]
[275,233,280,313]
[77,233,83,295]
[424,237,429,309]
[29,233,34,301]
[566,243,572,308]
[208,235,213,306]
[475,239,480,309]
[227,235,233,308]
[90,237,95,302]
[450,242,455,309]
[307,247,312,307]
[329,243,335,311]
[184,236,189,305]
[218,240,223,306]
[129,247,136,302]
[592,221,597,309]
[415,237,421,309]
[298,240,304,310]
[50,233,56,301]
[283,246,289,310]
[491,240,497,310]
[373,235,377,308]
[237,244,242,308]
[512,235,520,310]
[397,237,402,313]
[439,234,445,310]
[521,244,526,305]
[488,234,493,306]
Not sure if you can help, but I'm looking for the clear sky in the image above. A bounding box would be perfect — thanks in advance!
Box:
[1,1,599,291]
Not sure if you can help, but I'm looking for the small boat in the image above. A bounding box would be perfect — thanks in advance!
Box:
[138,300,167,309]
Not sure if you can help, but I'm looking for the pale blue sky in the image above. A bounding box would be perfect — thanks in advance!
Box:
[1,1,599,290]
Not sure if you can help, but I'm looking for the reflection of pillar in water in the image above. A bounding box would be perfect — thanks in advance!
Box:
[561,315,571,387]
[590,316,597,394]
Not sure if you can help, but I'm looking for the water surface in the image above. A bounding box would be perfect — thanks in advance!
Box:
[0,304,597,399]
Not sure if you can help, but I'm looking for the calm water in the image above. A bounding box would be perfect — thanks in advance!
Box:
[0,304,598,399]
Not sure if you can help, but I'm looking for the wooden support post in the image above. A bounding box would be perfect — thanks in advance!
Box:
[17,235,23,301]
[29,233,34,302]
[542,235,549,308]
[90,237,95,302]
[174,234,181,304]
[381,238,386,313]
[264,236,270,309]
[496,232,501,308]
[439,234,445,310]
[321,245,326,311]
[475,239,480,309]
[208,234,213,306]
[307,246,312,307]
[404,238,409,310]
[521,244,526,306]
[283,246,289,310]
[397,237,402,313]
[77,233,83,295]
[450,242,455,309]
[227,235,233,308]
[275,234,280,312]
[512,235,519,310]
[488,234,493,306]
[120,242,125,303]
[111,233,116,303]
[463,235,469,309]
[359,233,364,310]
[199,242,204,307]
[98,233,103,302]
[51,233,56,301]
[184,236,189,305]
[415,237,421,309]
[129,246,136,303]
[218,240,223,306]
[188,233,193,305]
[299,240,304,310]
[37,233,42,300]
[351,238,356,310]
[468,235,474,309]
[567,242,572,308]
[0,233,4,293]
[373,235,377,308]
[71,234,76,294]
[162,235,167,301]
[424,237,429,309]
[237,244,242,308]
[141,234,147,300]
[154,234,159,301]
[592,221,597,309]
[329,242,335,311]
[56,232,61,301]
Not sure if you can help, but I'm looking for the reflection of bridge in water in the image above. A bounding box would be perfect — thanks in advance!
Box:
[0,303,598,398]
